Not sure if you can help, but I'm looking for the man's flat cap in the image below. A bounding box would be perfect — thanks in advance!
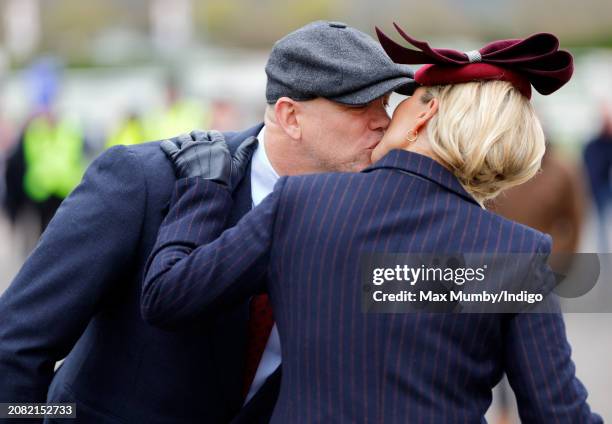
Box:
[265,21,415,105]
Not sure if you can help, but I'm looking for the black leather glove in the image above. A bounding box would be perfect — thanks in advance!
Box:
[160,130,258,190]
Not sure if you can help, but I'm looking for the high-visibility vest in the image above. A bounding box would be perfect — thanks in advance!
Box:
[23,116,85,201]
[143,100,210,141]
[105,118,145,149]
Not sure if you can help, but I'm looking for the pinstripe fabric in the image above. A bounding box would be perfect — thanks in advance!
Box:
[143,149,601,423]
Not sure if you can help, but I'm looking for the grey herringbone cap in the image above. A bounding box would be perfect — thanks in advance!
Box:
[265,21,415,106]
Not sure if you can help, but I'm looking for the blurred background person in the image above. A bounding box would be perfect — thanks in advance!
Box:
[583,105,612,253]
[489,143,587,255]
[3,58,85,237]
[487,142,588,424]
[105,110,145,148]
[210,97,244,131]
[142,77,211,141]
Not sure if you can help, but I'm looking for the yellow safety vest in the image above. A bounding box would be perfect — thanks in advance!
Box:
[23,116,85,201]
[105,118,145,148]
[143,100,210,141]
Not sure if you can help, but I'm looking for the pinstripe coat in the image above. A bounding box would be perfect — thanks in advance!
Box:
[143,149,601,423]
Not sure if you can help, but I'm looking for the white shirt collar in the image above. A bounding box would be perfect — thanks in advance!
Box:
[250,126,280,206]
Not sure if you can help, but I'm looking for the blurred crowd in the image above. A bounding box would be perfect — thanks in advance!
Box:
[0,59,248,253]
[3,58,612,260]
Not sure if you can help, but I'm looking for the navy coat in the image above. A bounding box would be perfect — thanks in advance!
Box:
[143,149,601,423]
[0,124,279,423]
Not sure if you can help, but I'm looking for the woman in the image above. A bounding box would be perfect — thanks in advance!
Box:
[142,28,600,423]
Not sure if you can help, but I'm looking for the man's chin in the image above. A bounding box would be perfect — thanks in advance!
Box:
[370,146,384,164]
[348,156,374,172]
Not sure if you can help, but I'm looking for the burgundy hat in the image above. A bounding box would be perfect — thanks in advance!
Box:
[375,23,574,99]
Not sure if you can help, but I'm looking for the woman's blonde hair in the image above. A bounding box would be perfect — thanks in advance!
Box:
[421,81,545,205]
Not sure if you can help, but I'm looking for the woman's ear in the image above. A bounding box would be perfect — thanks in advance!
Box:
[414,97,439,133]
[274,97,301,140]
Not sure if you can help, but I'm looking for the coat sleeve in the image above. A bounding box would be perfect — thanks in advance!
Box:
[503,234,602,423]
[141,177,286,329]
[0,145,146,404]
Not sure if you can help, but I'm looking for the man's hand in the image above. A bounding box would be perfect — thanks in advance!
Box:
[160,130,257,190]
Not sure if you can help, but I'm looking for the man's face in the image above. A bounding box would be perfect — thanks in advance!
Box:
[297,95,391,172]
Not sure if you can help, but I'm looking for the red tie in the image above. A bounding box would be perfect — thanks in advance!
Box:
[242,294,275,399]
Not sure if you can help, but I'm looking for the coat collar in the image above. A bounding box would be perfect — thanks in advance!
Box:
[225,122,264,154]
[223,123,264,227]
[364,149,480,206]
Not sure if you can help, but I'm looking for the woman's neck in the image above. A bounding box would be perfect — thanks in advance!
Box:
[402,135,451,172]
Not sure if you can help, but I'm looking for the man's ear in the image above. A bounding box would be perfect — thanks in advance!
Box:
[414,97,439,133]
[274,97,301,140]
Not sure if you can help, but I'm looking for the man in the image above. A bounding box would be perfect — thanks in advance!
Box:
[0,21,413,423]
[583,106,612,252]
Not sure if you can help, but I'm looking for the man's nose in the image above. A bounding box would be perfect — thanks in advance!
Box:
[369,106,391,131]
